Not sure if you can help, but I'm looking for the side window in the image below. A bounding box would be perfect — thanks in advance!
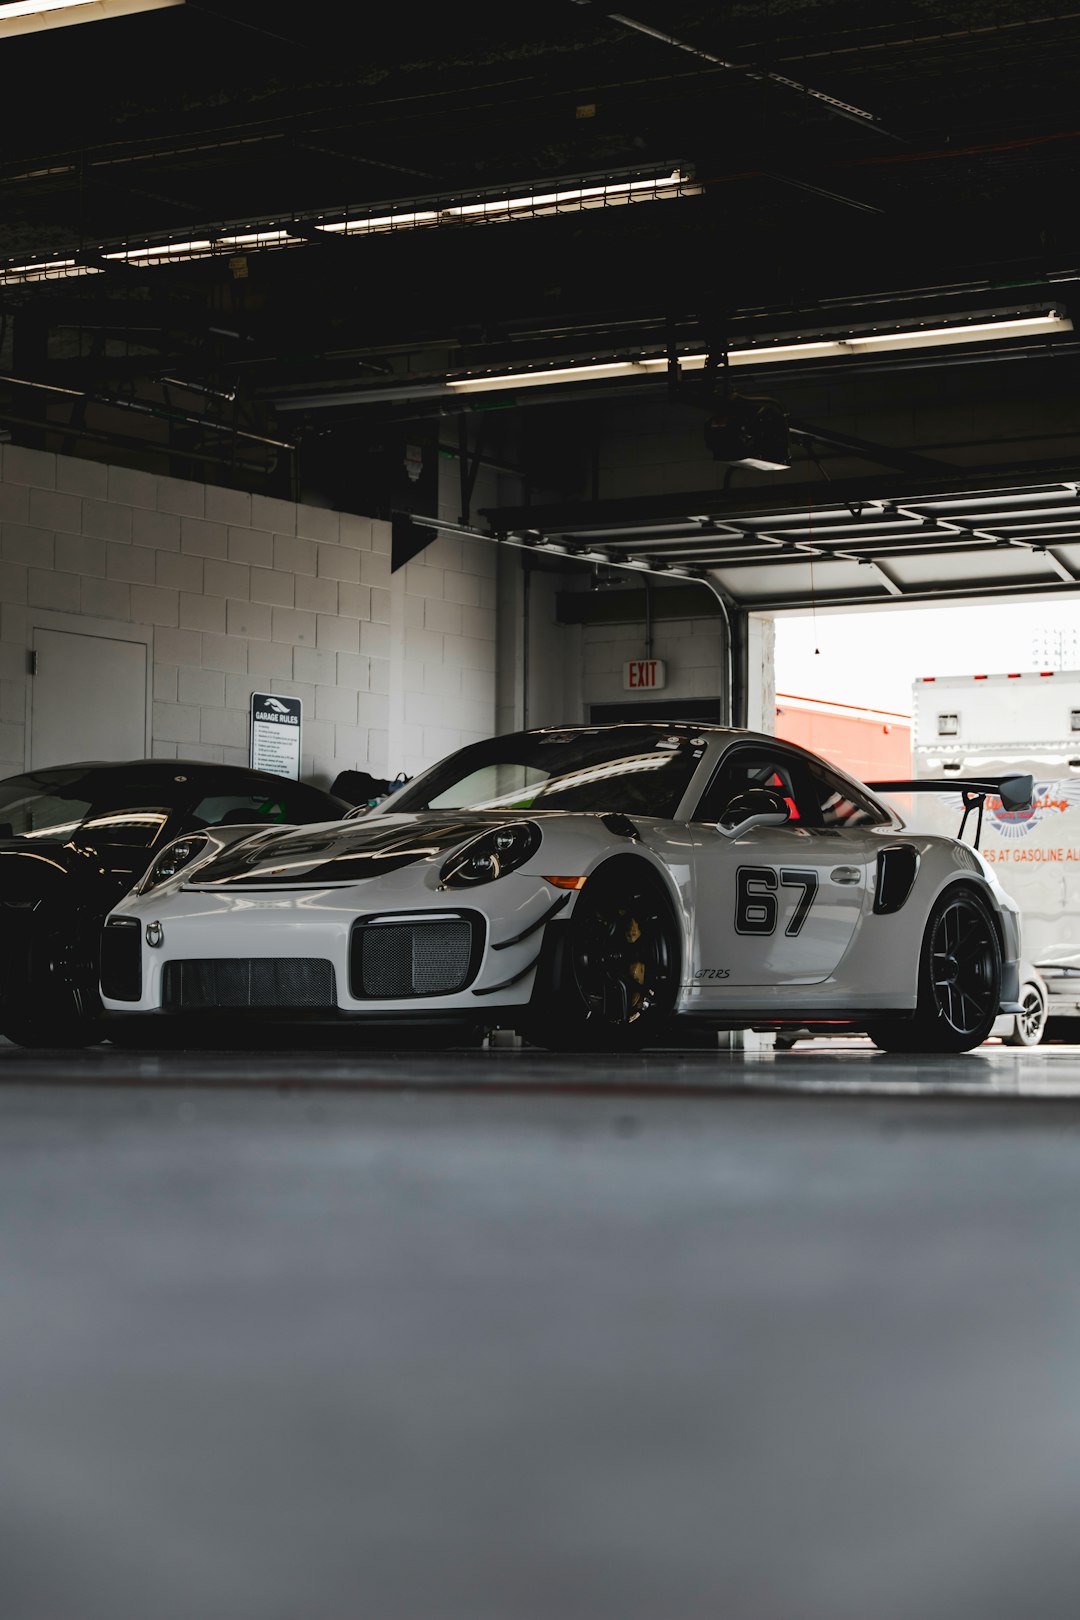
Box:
[427,763,548,811]
[695,751,810,825]
[803,760,889,828]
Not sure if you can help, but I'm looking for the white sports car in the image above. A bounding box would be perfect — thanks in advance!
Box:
[99,724,1029,1053]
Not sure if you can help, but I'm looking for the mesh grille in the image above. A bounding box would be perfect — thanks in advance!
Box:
[355,921,473,998]
[163,958,336,1009]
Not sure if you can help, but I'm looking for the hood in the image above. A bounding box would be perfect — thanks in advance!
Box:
[185,813,521,888]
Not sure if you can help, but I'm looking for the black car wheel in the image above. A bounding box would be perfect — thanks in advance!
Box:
[0,923,102,1048]
[868,888,1001,1054]
[522,866,680,1051]
[1003,980,1048,1047]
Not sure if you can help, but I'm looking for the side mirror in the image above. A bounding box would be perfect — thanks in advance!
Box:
[715,809,791,841]
[998,774,1034,812]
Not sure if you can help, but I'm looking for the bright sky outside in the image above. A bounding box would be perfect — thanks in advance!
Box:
[773,599,1080,716]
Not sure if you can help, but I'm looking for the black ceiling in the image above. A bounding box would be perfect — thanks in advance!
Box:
[4,0,1080,514]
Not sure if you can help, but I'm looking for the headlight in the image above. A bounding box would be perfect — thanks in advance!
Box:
[140,834,209,892]
[439,821,540,888]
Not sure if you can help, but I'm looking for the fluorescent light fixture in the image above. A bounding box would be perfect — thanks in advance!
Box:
[98,227,303,267]
[0,256,103,282]
[726,311,1073,364]
[444,312,1074,393]
[104,238,215,263]
[0,0,96,16]
[317,211,440,237]
[449,359,649,392]
[0,0,181,36]
[318,170,698,237]
[0,167,697,284]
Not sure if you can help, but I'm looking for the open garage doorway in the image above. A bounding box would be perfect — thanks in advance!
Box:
[774,598,1080,726]
[772,595,1080,1048]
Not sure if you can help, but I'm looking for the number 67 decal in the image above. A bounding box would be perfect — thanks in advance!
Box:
[735,866,819,937]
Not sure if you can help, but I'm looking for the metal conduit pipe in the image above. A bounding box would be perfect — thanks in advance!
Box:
[522,555,531,730]
[697,575,740,726]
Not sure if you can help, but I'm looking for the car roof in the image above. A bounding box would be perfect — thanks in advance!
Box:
[1,759,347,803]
[525,722,744,739]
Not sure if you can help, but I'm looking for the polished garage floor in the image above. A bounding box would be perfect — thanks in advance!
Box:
[3,1040,1080,1620]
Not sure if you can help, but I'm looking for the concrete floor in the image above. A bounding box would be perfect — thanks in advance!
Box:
[3,1039,1080,1619]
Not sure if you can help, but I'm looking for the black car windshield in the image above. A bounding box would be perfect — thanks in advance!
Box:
[389,728,707,817]
[0,768,171,846]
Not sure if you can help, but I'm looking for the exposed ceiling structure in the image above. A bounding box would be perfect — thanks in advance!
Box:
[3,0,1080,607]
[485,470,1080,611]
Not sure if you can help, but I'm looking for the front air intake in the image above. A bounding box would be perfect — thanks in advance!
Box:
[162,958,336,1009]
[101,918,142,1001]
[350,914,482,999]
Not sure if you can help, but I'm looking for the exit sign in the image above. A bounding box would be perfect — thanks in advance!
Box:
[622,658,667,691]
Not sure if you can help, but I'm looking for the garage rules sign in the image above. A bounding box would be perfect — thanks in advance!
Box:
[250,692,302,780]
[622,658,667,692]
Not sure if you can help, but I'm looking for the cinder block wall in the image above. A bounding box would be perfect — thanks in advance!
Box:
[0,445,497,787]
[581,617,728,713]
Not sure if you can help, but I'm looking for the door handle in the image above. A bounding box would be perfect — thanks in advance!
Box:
[830,866,861,884]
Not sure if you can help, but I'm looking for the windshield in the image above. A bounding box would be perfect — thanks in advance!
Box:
[0,768,172,847]
[390,728,708,817]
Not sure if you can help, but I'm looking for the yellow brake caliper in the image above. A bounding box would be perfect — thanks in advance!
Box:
[624,913,646,1006]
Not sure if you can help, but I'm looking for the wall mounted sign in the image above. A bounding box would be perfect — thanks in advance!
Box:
[250,692,302,779]
[622,659,667,692]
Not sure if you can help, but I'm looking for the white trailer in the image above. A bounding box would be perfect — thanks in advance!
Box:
[911,669,1080,1040]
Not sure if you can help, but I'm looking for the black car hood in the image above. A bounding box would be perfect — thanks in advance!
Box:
[188,814,518,887]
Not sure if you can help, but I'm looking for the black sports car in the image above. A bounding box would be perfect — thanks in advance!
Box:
[0,760,347,1046]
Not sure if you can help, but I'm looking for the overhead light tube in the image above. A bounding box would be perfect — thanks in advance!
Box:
[317,169,699,237]
[0,0,182,36]
[449,360,649,392]
[444,312,1073,393]
[0,167,698,284]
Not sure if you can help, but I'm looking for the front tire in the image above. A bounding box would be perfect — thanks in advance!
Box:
[520,866,680,1051]
[1,918,103,1048]
[867,888,1002,1054]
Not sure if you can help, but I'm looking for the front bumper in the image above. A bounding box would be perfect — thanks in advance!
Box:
[101,872,566,1019]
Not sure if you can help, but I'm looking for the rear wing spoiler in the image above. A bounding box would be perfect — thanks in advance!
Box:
[867,774,1034,850]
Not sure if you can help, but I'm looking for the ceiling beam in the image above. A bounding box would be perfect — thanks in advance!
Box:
[789,420,954,476]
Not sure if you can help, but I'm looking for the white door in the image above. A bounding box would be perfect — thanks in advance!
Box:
[689,743,884,987]
[692,822,871,986]
[30,627,147,769]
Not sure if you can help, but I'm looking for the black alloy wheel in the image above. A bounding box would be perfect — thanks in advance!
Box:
[525,868,679,1050]
[0,920,101,1048]
[868,889,1001,1054]
[929,895,999,1038]
[1004,981,1048,1047]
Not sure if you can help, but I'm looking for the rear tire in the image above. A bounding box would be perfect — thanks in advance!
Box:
[519,866,680,1051]
[867,888,1001,1054]
[1003,981,1047,1047]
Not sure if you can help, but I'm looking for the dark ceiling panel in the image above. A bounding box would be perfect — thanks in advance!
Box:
[2,0,1080,509]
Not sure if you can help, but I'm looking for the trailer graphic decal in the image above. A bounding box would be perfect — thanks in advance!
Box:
[986,782,1080,839]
